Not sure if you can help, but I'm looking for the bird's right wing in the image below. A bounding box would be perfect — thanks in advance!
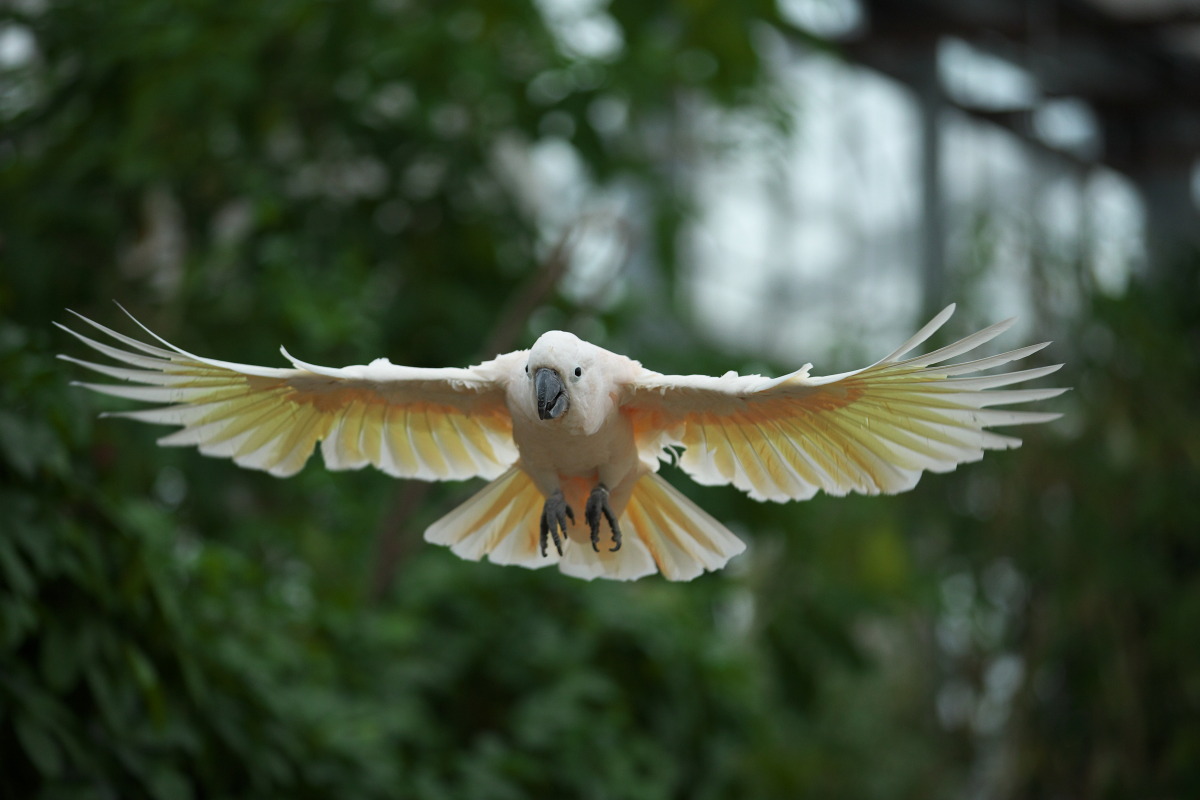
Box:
[623,305,1067,502]
[58,310,522,480]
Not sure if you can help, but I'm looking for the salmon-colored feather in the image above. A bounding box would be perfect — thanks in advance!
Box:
[627,303,1066,502]
[60,303,1065,583]
[56,310,518,482]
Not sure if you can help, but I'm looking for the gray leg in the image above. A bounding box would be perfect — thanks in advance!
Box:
[540,489,574,557]
[586,483,622,552]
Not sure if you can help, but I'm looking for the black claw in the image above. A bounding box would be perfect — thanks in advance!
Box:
[604,504,621,552]
[585,484,622,553]
[540,490,574,557]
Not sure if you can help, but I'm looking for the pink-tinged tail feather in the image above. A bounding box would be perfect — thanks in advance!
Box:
[424,469,746,581]
[619,473,746,581]
[424,466,550,567]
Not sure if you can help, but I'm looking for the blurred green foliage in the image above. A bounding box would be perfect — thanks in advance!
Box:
[2,1,1197,798]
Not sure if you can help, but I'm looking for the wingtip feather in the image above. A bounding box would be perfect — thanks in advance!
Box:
[881,304,958,364]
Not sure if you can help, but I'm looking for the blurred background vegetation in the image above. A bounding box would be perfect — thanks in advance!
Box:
[2,0,1198,798]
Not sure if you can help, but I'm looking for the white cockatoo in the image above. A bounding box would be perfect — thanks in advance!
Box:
[59,305,1065,581]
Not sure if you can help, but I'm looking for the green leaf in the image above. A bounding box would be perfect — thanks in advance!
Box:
[41,622,81,692]
[0,540,35,597]
[0,412,67,481]
[15,713,63,778]
[0,596,38,650]
[85,662,123,731]
[0,411,36,479]
[148,766,194,800]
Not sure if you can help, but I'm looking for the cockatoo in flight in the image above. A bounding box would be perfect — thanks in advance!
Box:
[59,306,1065,582]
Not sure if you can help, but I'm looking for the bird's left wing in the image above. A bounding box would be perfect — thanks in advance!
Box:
[623,305,1067,502]
[57,310,521,480]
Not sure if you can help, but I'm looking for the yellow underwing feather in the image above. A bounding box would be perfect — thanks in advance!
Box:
[61,304,1066,584]
[627,305,1067,502]
[359,402,386,468]
[382,407,419,476]
[413,407,451,477]
[439,413,484,476]
[57,310,519,481]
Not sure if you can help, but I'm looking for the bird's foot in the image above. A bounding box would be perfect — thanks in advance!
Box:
[586,483,622,552]
[540,490,574,557]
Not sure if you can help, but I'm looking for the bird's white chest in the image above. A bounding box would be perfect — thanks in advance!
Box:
[510,404,633,475]
[505,376,637,487]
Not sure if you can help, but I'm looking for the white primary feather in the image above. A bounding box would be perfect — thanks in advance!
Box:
[61,304,1065,583]
[57,309,519,480]
[625,305,1067,503]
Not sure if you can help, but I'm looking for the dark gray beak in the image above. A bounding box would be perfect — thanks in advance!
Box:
[535,367,568,420]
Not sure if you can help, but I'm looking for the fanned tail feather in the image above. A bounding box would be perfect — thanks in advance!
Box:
[426,469,745,582]
[424,467,552,566]
[616,472,746,581]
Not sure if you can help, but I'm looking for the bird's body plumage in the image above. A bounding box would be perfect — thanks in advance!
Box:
[59,306,1066,581]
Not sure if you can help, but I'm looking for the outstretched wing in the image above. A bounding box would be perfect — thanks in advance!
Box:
[58,310,521,480]
[624,305,1067,502]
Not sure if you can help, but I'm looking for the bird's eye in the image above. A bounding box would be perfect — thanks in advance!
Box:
[574,366,582,378]
[525,365,529,375]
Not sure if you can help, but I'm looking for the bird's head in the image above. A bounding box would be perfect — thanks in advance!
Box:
[525,331,600,424]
